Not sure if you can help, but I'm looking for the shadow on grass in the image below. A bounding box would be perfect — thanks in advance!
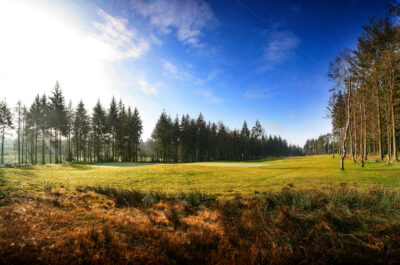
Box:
[197,157,286,164]
[0,169,5,186]
[247,157,286,163]
[65,163,92,170]
[75,162,154,168]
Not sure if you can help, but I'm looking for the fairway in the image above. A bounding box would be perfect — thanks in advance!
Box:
[2,155,400,197]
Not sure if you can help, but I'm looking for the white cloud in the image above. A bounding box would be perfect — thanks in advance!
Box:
[261,28,300,70]
[288,114,295,119]
[137,79,157,94]
[199,90,222,104]
[0,0,158,140]
[130,0,217,46]
[92,9,150,60]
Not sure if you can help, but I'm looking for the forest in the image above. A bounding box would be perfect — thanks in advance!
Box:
[303,5,400,170]
[148,111,302,162]
[0,84,302,166]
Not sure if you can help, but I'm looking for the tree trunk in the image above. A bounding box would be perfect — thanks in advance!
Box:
[341,79,352,170]
[49,129,52,164]
[353,107,357,162]
[22,117,25,164]
[363,104,367,161]
[390,91,397,162]
[112,135,115,162]
[35,129,38,164]
[42,133,45,164]
[1,126,4,165]
[30,134,34,164]
[17,112,21,165]
[59,132,62,163]
[388,53,398,162]
[359,103,364,167]
[55,129,58,164]
[376,87,383,161]
[386,103,391,164]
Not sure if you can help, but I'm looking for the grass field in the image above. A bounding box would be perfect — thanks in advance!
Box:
[1,155,400,264]
[1,155,400,196]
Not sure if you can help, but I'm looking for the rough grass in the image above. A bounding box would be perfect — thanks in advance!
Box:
[1,155,400,197]
[0,186,399,264]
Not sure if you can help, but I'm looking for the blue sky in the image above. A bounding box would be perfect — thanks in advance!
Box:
[0,0,389,145]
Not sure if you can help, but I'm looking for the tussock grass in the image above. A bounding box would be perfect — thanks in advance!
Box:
[1,186,399,264]
[76,186,217,209]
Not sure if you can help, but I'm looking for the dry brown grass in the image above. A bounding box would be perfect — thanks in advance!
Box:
[0,186,400,264]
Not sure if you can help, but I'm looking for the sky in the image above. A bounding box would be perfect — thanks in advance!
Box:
[0,0,390,145]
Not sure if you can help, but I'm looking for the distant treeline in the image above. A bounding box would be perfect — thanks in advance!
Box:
[0,82,143,164]
[303,133,339,156]
[146,111,303,162]
[0,83,302,165]
[326,3,400,169]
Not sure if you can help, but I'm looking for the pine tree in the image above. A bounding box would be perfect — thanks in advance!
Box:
[241,121,250,160]
[0,100,13,165]
[29,95,41,164]
[48,81,67,163]
[65,101,74,162]
[92,100,107,162]
[107,97,118,161]
[152,110,173,162]
[15,101,23,165]
[131,107,143,162]
[73,101,89,162]
[39,94,48,164]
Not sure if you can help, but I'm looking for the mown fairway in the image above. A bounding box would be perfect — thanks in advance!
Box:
[2,155,400,196]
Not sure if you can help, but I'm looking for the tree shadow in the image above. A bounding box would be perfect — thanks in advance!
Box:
[66,163,92,170]
[247,157,286,163]
[0,169,5,185]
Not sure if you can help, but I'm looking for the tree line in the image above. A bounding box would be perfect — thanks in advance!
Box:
[0,82,143,165]
[303,133,339,157]
[147,111,303,162]
[0,84,302,165]
[327,3,400,169]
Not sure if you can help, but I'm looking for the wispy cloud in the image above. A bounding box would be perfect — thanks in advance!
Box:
[161,59,220,87]
[137,79,157,94]
[206,69,221,82]
[92,9,150,60]
[198,90,222,104]
[161,59,193,80]
[288,114,296,119]
[244,88,274,99]
[260,27,300,71]
[130,0,217,46]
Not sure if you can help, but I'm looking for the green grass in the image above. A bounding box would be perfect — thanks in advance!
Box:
[1,155,400,197]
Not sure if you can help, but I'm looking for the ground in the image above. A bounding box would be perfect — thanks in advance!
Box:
[0,155,400,264]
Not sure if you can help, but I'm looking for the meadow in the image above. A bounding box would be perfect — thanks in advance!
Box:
[1,155,400,196]
[1,155,400,264]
